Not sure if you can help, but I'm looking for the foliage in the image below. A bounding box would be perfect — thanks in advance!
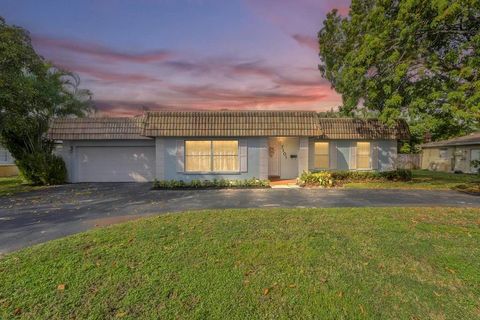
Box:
[1,208,480,319]
[0,17,92,185]
[16,153,67,185]
[0,176,45,196]
[153,177,270,189]
[318,0,480,144]
[298,171,334,187]
[299,169,413,187]
[399,142,412,154]
[471,159,480,174]
[344,169,480,191]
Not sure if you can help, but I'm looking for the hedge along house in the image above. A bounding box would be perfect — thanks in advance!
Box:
[48,111,410,183]
[421,132,480,173]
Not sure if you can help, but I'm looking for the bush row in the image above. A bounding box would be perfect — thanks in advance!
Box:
[153,177,270,189]
[298,169,412,187]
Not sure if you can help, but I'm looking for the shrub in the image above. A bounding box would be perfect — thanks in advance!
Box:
[298,171,335,187]
[153,177,270,190]
[16,152,67,185]
[379,169,412,181]
[299,169,412,187]
[471,160,480,174]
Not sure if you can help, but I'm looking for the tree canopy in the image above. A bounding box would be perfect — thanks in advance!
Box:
[318,0,480,143]
[0,17,92,184]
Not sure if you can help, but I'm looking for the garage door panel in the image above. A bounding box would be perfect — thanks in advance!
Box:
[77,147,155,182]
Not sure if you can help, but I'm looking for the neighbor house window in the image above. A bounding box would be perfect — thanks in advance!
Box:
[314,142,329,169]
[356,142,371,169]
[0,146,12,164]
[439,148,448,159]
[185,140,239,172]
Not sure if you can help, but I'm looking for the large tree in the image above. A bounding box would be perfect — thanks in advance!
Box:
[318,0,480,143]
[0,17,92,184]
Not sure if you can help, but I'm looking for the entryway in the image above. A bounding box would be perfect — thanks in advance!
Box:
[268,137,299,180]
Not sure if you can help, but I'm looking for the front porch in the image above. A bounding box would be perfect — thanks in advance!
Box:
[268,177,299,188]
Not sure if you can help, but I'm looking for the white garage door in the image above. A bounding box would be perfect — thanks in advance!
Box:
[76,146,155,182]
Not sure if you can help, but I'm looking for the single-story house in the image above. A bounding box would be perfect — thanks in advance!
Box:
[0,144,18,177]
[421,132,480,173]
[48,111,410,183]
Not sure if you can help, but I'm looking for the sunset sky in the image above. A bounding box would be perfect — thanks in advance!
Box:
[1,0,350,116]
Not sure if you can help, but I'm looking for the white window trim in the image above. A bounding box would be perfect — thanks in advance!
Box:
[184,139,240,174]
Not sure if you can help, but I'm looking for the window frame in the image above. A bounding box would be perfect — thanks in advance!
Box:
[314,141,330,169]
[439,148,449,160]
[184,139,240,174]
[356,141,371,170]
[0,145,13,165]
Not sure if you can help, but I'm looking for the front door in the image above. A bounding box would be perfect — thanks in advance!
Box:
[268,139,280,177]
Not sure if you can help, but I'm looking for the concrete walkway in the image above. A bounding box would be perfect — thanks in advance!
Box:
[1,183,479,254]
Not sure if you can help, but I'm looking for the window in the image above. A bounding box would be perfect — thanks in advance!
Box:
[314,142,329,169]
[357,142,371,169]
[185,140,239,172]
[0,145,13,164]
[439,148,448,159]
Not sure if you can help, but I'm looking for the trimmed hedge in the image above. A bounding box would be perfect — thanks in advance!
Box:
[153,178,270,190]
[298,169,412,187]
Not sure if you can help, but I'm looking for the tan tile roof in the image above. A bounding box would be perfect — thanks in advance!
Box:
[143,111,323,137]
[47,112,410,140]
[421,132,480,148]
[48,117,150,140]
[318,118,410,140]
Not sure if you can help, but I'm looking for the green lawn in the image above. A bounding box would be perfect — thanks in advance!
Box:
[1,208,479,319]
[345,169,480,191]
[0,176,43,196]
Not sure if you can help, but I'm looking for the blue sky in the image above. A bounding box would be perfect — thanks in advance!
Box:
[1,0,349,115]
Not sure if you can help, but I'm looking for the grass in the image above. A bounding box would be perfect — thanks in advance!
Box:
[0,176,44,196]
[1,207,480,319]
[345,169,480,191]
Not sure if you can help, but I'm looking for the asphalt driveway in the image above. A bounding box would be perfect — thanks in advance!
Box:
[1,183,479,254]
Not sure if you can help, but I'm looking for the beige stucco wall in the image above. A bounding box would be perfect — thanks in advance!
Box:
[0,165,19,177]
[421,145,480,173]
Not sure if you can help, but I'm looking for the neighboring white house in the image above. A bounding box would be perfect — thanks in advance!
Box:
[48,111,410,183]
[421,132,480,173]
[0,144,18,177]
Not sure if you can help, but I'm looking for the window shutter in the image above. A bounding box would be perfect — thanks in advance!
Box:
[308,139,315,170]
[176,140,184,172]
[371,141,379,170]
[350,142,357,170]
[239,139,248,172]
[329,141,337,170]
[259,138,268,179]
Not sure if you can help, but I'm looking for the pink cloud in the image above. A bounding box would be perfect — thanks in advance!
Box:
[32,35,172,64]
[56,63,161,83]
